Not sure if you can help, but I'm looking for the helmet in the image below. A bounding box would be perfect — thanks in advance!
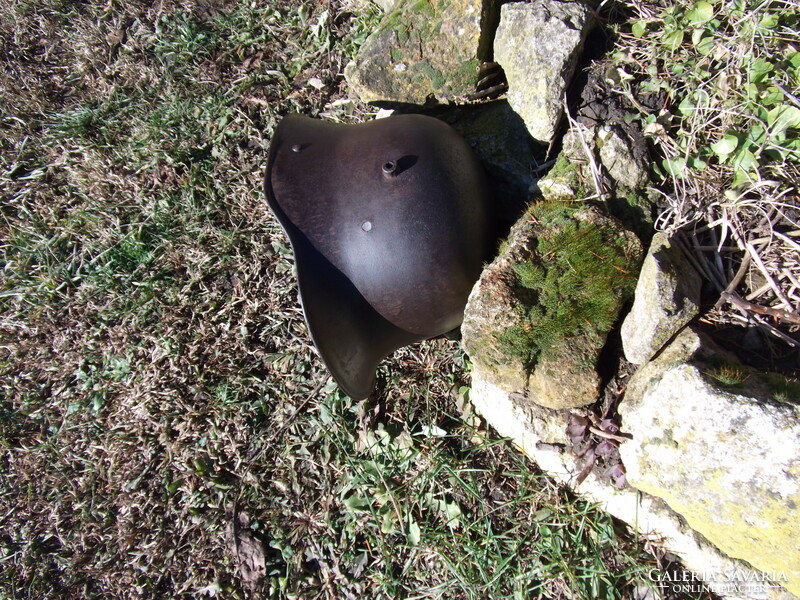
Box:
[264,114,491,399]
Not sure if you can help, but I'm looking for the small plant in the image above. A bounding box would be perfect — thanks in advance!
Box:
[567,412,628,488]
[707,364,751,387]
[763,372,800,402]
[617,0,800,188]
[609,0,800,347]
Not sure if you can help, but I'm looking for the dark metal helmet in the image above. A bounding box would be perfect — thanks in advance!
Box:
[264,114,491,399]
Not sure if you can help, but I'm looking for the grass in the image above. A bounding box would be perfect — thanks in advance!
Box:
[0,0,727,598]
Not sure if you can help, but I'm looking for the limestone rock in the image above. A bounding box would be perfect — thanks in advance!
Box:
[561,123,597,166]
[537,152,590,202]
[494,0,593,143]
[597,125,649,191]
[526,336,603,408]
[460,217,533,393]
[462,202,643,409]
[621,232,702,364]
[470,371,787,600]
[536,177,577,203]
[344,0,496,105]
[372,0,400,12]
[619,328,800,596]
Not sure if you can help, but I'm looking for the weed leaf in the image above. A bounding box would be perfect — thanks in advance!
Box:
[686,1,714,25]
[710,133,739,158]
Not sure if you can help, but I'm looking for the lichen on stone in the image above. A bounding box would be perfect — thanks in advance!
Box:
[620,232,702,365]
[344,0,489,104]
[619,330,800,594]
[493,0,593,143]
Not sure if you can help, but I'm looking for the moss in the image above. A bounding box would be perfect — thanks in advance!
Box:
[412,0,436,18]
[707,364,751,388]
[547,153,576,178]
[452,57,480,90]
[651,427,679,448]
[379,0,436,35]
[497,203,638,370]
[376,3,406,35]
[412,59,445,90]
[544,153,587,198]
[396,26,410,45]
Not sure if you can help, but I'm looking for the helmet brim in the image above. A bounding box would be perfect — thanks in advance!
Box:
[284,217,418,399]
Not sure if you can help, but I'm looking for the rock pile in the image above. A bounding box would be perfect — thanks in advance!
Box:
[345,1,800,596]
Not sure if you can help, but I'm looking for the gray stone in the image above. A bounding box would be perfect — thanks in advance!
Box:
[619,328,800,596]
[547,122,650,195]
[561,123,597,166]
[621,232,702,365]
[446,99,544,223]
[460,215,533,394]
[462,203,642,409]
[537,150,592,203]
[372,0,400,12]
[494,0,593,143]
[469,371,787,600]
[536,176,578,202]
[344,0,495,105]
[597,125,649,191]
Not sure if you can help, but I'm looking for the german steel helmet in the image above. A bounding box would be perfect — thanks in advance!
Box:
[264,114,491,399]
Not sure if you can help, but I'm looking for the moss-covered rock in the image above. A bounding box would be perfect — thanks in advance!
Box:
[462,202,643,409]
[619,328,800,596]
[344,0,497,104]
[537,152,589,202]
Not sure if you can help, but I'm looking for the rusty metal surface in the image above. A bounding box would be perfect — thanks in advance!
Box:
[264,113,491,398]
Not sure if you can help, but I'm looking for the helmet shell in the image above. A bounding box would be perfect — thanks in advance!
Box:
[264,114,490,398]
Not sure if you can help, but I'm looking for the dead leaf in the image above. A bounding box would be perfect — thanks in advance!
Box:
[225,506,267,591]
[574,447,595,486]
[595,439,618,457]
[566,414,589,444]
[606,463,627,489]
[107,28,126,52]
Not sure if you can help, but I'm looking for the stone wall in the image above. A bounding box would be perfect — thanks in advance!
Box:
[345,1,800,597]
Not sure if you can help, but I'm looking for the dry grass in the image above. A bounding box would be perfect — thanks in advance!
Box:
[0,1,699,598]
[610,0,800,364]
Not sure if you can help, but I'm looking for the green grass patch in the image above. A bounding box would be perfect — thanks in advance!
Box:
[0,0,705,597]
